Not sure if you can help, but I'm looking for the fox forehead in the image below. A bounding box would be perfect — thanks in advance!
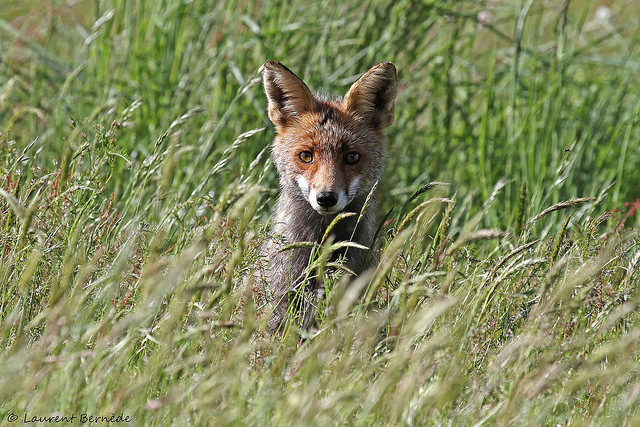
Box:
[274,99,382,152]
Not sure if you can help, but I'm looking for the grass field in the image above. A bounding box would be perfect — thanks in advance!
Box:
[1,0,640,424]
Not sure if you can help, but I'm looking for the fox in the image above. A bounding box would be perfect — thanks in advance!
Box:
[259,60,397,332]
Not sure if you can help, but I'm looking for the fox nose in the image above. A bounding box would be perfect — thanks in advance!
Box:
[316,191,338,208]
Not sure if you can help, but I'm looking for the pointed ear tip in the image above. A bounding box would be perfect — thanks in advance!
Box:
[377,61,396,71]
[263,60,285,73]
[368,62,396,82]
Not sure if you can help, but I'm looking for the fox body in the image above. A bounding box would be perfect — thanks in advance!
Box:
[260,61,397,331]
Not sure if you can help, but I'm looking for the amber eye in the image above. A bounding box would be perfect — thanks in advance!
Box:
[299,151,313,164]
[346,151,360,165]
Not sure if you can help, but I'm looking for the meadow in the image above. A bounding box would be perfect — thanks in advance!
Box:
[1,0,639,424]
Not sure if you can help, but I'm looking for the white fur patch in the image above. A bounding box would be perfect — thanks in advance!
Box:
[296,174,310,200]
[348,176,361,199]
[309,187,320,211]
[335,190,348,212]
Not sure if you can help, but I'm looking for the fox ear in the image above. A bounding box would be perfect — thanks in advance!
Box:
[343,62,397,129]
[263,61,315,129]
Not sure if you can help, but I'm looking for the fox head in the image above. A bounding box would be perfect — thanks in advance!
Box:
[263,61,397,216]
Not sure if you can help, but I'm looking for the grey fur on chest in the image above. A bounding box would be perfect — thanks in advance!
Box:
[261,188,376,292]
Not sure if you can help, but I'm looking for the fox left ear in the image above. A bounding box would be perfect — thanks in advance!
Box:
[343,62,397,129]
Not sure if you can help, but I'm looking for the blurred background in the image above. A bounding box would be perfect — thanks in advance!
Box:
[2,2,640,424]
[2,0,639,232]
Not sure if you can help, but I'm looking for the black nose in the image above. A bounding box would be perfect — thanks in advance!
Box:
[316,191,338,208]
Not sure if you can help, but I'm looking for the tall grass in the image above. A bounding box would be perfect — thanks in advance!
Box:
[1,0,639,424]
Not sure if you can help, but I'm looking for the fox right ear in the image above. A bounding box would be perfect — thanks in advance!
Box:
[263,61,315,129]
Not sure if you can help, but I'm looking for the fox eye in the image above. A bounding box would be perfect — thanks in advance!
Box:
[299,151,313,164]
[345,151,360,165]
